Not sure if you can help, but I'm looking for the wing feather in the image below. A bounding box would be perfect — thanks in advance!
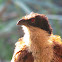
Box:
[11,38,34,62]
[52,35,62,62]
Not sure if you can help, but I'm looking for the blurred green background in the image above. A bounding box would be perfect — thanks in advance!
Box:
[0,0,62,62]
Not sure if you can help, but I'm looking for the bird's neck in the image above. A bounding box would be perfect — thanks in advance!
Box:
[22,25,49,46]
[22,25,53,62]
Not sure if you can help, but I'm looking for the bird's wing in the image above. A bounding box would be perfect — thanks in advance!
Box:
[11,38,34,62]
[52,35,62,62]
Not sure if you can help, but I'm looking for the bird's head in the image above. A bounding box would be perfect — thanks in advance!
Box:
[17,12,52,34]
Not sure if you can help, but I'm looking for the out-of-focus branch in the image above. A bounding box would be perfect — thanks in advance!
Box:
[23,0,62,12]
[0,5,7,17]
[47,14,62,20]
[12,0,32,14]
[2,12,19,21]
[0,59,10,62]
[0,0,14,21]
[0,0,12,16]
[0,19,17,36]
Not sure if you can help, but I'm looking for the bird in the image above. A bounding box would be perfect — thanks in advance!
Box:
[11,12,62,62]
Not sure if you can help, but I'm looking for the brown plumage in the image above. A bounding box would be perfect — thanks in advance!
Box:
[11,12,62,62]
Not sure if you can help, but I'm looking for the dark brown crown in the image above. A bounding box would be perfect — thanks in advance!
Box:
[17,12,52,34]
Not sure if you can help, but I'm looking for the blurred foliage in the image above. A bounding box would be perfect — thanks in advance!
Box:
[0,0,62,61]
[0,0,3,3]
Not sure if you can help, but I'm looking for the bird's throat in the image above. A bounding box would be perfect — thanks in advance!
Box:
[22,25,31,47]
[22,25,53,62]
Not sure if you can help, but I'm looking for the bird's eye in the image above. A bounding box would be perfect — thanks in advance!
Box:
[31,19,35,23]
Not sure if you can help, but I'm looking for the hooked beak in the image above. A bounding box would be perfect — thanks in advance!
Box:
[17,19,25,25]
